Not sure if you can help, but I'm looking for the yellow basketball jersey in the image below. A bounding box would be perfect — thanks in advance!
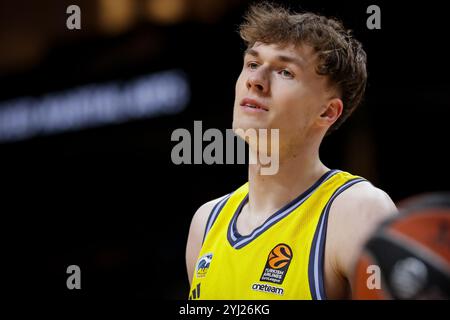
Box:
[189,169,367,300]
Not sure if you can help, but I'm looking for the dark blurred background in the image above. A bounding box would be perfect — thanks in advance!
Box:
[0,0,448,300]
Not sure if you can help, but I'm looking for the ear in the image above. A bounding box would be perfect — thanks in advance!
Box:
[318,98,343,128]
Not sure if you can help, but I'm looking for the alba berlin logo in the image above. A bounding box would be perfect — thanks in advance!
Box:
[260,243,293,284]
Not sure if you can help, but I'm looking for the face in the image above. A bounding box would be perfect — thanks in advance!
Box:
[233,42,340,152]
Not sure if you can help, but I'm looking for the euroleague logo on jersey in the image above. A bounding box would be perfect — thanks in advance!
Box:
[260,243,293,284]
[196,253,213,278]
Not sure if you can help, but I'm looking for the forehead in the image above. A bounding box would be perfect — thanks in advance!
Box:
[246,42,317,65]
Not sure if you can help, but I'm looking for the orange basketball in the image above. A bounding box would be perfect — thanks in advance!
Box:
[352,193,450,299]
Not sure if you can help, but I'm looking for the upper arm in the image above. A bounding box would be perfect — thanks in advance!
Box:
[327,182,398,287]
[185,197,222,286]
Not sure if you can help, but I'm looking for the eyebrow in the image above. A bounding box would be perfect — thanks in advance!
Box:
[244,48,305,69]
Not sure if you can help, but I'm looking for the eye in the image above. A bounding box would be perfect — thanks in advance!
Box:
[247,62,259,70]
[279,69,294,79]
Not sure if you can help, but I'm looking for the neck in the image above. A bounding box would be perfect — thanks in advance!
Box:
[247,140,329,219]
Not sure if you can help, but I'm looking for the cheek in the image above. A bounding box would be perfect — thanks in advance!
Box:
[275,84,305,115]
[273,85,314,128]
[233,72,245,122]
[235,71,246,94]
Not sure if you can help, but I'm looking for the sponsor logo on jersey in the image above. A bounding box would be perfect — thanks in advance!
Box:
[196,253,213,278]
[260,243,293,284]
[251,282,284,295]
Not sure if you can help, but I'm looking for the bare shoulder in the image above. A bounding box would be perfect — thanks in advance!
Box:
[326,181,398,283]
[332,180,398,218]
[185,196,224,285]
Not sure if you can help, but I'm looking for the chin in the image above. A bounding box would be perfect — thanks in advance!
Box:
[233,109,269,131]
[232,117,269,133]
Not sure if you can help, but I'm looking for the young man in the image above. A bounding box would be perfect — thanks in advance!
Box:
[186,3,397,299]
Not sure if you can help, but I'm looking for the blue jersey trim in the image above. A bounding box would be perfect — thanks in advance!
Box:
[227,169,340,249]
[202,193,232,244]
[308,177,367,300]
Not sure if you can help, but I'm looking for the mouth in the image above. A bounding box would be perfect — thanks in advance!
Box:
[240,98,269,112]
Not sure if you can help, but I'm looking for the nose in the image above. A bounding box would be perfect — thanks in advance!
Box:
[246,68,269,94]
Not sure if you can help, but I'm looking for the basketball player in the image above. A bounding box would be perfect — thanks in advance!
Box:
[186,3,398,299]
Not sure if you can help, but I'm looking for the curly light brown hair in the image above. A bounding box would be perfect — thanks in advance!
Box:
[239,2,367,134]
